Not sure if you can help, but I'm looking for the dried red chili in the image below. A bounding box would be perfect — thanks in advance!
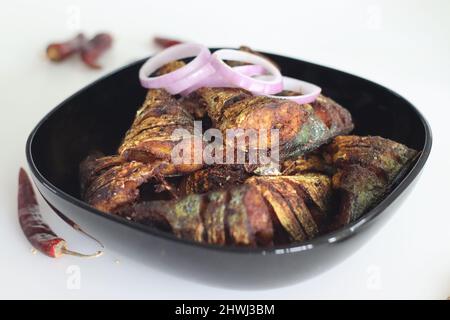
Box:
[80,33,113,69]
[46,33,86,62]
[18,168,102,258]
[154,36,182,48]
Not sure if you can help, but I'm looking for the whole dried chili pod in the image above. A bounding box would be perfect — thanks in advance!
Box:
[80,33,113,69]
[154,36,182,48]
[18,168,102,258]
[46,33,86,62]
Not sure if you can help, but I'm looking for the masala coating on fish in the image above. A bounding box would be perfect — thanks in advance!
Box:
[82,160,163,213]
[179,154,332,198]
[178,164,251,195]
[118,60,202,174]
[310,95,353,138]
[323,135,418,225]
[79,153,126,197]
[79,150,186,213]
[246,173,332,242]
[202,190,228,245]
[185,88,354,167]
[118,88,202,172]
[281,152,334,176]
[118,184,273,247]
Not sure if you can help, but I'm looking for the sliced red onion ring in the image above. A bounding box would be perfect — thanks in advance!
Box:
[256,76,321,104]
[139,43,214,93]
[164,63,216,95]
[210,49,283,95]
[138,43,318,100]
[180,64,266,96]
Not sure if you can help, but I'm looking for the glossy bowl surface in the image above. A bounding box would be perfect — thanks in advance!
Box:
[26,50,432,288]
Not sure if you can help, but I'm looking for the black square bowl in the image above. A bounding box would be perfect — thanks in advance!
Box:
[26,51,431,289]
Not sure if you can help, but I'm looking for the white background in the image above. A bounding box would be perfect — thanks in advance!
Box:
[0,0,449,299]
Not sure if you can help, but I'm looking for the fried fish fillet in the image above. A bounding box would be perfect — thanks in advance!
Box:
[178,164,251,195]
[128,193,206,242]
[118,59,202,175]
[118,89,202,171]
[281,152,334,176]
[119,184,273,247]
[80,152,183,213]
[202,190,227,245]
[323,135,418,225]
[179,153,332,199]
[246,174,332,242]
[81,159,161,213]
[185,88,353,167]
[79,153,126,197]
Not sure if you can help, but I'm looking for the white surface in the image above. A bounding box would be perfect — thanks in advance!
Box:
[0,0,449,299]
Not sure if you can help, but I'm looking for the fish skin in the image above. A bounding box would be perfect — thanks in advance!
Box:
[117,184,273,247]
[324,135,418,225]
[178,164,250,196]
[185,88,354,169]
[118,61,203,174]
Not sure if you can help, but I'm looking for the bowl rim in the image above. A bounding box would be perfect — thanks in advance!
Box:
[26,51,433,255]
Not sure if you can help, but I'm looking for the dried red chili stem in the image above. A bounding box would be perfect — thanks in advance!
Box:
[46,33,86,62]
[154,36,182,48]
[18,168,102,258]
[80,33,113,69]
[45,200,104,248]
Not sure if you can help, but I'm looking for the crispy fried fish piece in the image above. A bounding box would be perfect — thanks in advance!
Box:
[246,174,332,241]
[82,160,162,213]
[125,193,206,242]
[118,61,202,175]
[118,88,203,175]
[186,88,353,164]
[282,152,334,176]
[265,174,332,228]
[179,151,332,196]
[246,177,306,242]
[226,185,273,246]
[331,165,386,226]
[182,87,251,120]
[285,174,332,213]
[324,135,418,225]
[119,184,273,247]
[202,191,227,245]
[311,95,353,137]
[178,164,251,195]
[79,153,125,197]
[179,167,332,239]
[268,179,318,238]
[324,135,417,181]
[80,150,198,213]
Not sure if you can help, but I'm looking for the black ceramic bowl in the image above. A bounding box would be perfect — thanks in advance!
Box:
[26,50,431,289]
